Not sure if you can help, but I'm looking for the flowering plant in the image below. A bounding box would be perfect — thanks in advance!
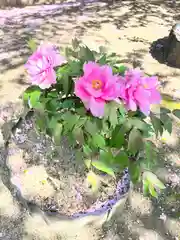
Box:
[22,39,178,198]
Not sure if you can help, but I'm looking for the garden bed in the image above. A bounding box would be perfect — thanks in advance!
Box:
[6,114,130,218]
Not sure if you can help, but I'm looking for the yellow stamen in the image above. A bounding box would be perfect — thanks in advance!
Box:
[92,79,102,90]
[143,84,148,89]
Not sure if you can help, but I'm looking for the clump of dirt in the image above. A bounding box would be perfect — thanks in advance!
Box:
[9,115,120,216]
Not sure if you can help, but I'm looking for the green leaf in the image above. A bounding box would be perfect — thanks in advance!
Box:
[63,113,80,132]
[72,127,84,144]
[33,102,44,110]
[160,107,171,114]
[56,65,68,78]
[62,74,70,95]
[48,116,58,130]
[142,122,155,138]
[118,103,126,118]
[92,133,106,149]
[75,118,87,128]
[47,91,59,99]
[22,92,29,103]
[53,122,63,145]
[94,118,103,130]
[150,113,163,136]
[128,118,148,132]
[143,141,157,170]
[61,99,75,109]
[99,149,114,164]
[83,145,92,156]
[105,102,118,128]
[143,171,166,190]
[121,120,132,133]
[149,183,158,198]
[56,65,73,95]
[109,109,118,128]
[78,46,95,61]
[22,86,41,103]
[143,171,165,198]
[129,162,141,183]
[114,151,129,169]
[84,120,98,136]
[143,179,149,196]
[35,114,47,133]
[128,128,143,154]
[69,60,82,76]
[91,161,115,177]
[117,65,127,75]
[28,90,42,109]
[46,99,58,112]
[98,55,107,65]
[172,109,180,119]
[76,107,87,116]
[160,113,172,134]
[110,126,125,148]
[102,120,109,135]
[27,38,37,52]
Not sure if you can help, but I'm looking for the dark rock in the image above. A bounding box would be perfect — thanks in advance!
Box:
[150,23,180,68]
[166,23,180,68]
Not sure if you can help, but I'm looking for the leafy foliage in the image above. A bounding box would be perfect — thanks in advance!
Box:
[143,171,165,198]
[22,38,169,198]
[172,109,180,119]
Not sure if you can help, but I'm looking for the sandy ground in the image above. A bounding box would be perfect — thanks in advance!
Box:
[0,0,180,239]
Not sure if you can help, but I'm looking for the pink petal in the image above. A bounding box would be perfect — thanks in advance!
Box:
[139,103,151,116]
[150,89,161,104]
[125,68,142,85]
[83,62,99,76]
[32,68,56,89]
[101,65,113,78]
[142,76,159,89]
[102,76,120,100]
[89,97,105,118]
[134,87,150,103]
[41,68,56,84]
[53,54,66,67]
[25,62,39,75]
[128,99,137,111]
[102,84,118,100]
[75,78,91,101]
[36,43,65,67]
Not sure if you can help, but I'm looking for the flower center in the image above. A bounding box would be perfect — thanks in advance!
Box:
[92,79,102,90]
[143,84,148,89]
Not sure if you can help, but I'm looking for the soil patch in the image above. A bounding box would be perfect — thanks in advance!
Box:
[7,114,126,216]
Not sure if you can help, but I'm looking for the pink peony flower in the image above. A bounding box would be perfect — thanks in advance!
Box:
[25,43,66,89]
[118,69,161,115]
[75,62,120,118]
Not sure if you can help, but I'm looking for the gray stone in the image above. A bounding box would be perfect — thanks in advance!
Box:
[0,131,4,149]
[165,23,180,68]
